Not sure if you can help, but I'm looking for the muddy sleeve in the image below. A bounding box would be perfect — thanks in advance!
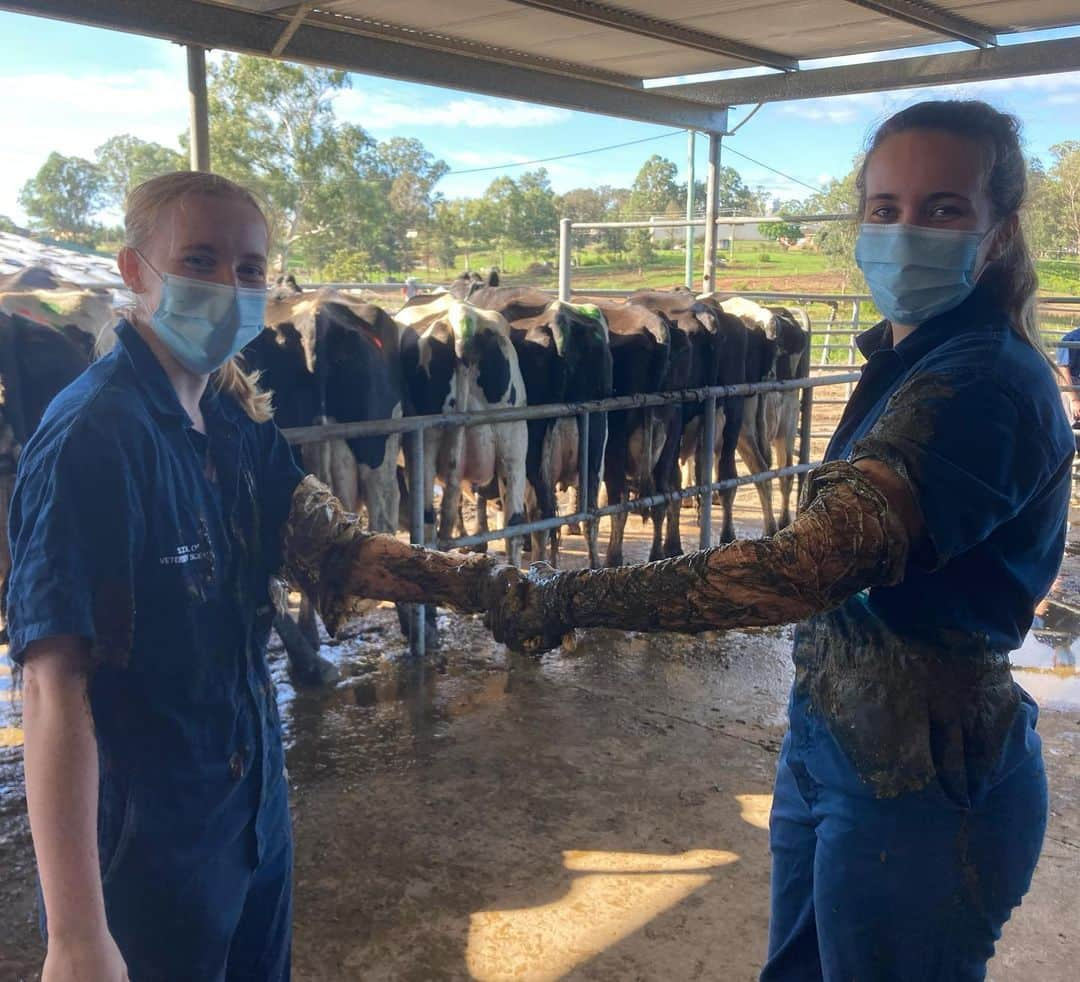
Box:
[487,461,909,652]
[849,368,1064,570]
[256,420,305,573]
[6,423,144,668]
[280,475,512,635]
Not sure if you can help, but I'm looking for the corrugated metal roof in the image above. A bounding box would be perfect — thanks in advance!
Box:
[3,2,1080,128]
[0,232,123,291]
[296,0,1080,79]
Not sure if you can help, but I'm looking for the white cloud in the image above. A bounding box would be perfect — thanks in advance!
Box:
[333,89,569,130]
[778,104,860,124]
[0,66,187,221]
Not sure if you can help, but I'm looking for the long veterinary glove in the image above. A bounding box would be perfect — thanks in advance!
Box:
[282,475,523,635]
[486,461,910,653]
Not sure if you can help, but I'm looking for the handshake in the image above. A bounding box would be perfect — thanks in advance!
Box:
[482,561,575,654]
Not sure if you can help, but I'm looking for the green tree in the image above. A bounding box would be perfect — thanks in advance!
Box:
[515,169,559,256]
[0,215,20,234]
[94,134,185,209]
[760,221,803,244]
[204,54,389,271]
[18,151,105,244]
[481,176,523,269]
[678,166,759,216]
[630,155,679,216]
[1046,141,1080,258]
[804,163,862,290]
[373,137,449,271]
[627,155,679,272]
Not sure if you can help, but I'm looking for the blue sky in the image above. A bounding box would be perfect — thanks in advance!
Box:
[2,11,1079,223]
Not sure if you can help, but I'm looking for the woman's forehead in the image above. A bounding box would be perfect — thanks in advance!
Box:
[153,193,268,256]
[865,129,986,197]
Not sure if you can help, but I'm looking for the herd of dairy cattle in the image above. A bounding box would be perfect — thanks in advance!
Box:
[0,265,809,678]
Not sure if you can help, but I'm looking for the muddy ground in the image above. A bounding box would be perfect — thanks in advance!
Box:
[1,476,1078,981]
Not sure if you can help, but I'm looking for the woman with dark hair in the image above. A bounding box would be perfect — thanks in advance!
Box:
[485,100,1073,978]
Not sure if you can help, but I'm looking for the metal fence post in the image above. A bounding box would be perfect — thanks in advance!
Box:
[685,130,696,290]
[558,218,572,302]
[186,46,210,171]
[702,133,722,295]
[699,395,716,549]
[847,300,861,397]
[798,323,814,500]
[408,430,426,658]
[577,410,591,550]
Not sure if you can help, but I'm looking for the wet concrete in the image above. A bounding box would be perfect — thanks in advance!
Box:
[0,488,1078,979]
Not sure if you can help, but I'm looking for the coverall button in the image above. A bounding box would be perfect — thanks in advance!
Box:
[229,751,244,781]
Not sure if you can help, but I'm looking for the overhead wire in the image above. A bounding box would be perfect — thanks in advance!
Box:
[443,128,685,175]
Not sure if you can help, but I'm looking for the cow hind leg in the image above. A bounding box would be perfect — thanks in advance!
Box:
[738,431,778,537]
[775,434,796,529]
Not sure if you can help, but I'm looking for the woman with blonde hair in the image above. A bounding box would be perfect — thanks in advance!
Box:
[8,171,514,980]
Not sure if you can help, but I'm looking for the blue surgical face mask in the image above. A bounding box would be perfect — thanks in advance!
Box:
[855,223,993,326]
[136,252,266,375]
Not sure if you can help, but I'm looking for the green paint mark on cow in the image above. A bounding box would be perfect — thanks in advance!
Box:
[454,307,476,344]
[567,302,603,324]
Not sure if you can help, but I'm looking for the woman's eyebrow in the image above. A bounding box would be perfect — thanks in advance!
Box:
[178,242,218,253]
[240,252,268,264]
[866,193,898,201]
[924,191,972,204]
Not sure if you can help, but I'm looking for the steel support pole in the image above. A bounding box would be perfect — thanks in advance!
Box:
[684,130,696,290]
[699,395,716,549]
[702,132,721,295]
[187,45,210,172]
[558,218,572,302]
[797,323,814,500]
[408,433,426,657]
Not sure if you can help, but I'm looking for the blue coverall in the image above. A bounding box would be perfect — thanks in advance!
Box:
[8,320,304,981]
[761,287,1075,981]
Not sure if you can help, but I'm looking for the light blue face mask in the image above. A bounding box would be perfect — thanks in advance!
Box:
[855,223,993,326]
[137,253,267,375]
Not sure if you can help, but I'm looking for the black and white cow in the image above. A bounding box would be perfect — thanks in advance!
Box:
[396,294,527,568]
[0,310,92,617]
[467,288,613,569]
[596,302,672,566]
[630,290,750,550]
[243,290,404,681]
[711,296,810,534]
[447,267,501,301]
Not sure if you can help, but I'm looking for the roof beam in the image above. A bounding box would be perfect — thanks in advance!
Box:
[840,0,996,48]
[270,1,312,56]
[653,35,1080,104]
[0,0,729,130]
[504,0,798,72]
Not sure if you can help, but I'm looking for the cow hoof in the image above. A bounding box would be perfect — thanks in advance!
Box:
[567,522,582,536]
[720,530,736,545]
[290,653,341,687]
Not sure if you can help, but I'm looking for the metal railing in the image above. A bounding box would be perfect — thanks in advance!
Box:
[281,358,860,655]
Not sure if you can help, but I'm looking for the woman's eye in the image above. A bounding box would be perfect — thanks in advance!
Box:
[869,207,897,221]
[239,265,266,281]
[930,206,963,220]
[183,255,214,271]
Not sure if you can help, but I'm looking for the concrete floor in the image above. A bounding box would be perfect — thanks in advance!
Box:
[1,487,1078,980]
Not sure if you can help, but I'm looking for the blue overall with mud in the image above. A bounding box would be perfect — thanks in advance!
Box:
[7,321,304,981]
[761,286,1074,981]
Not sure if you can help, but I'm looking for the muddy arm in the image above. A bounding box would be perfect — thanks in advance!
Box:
[488,461,912,652]
[282,476,511,635]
